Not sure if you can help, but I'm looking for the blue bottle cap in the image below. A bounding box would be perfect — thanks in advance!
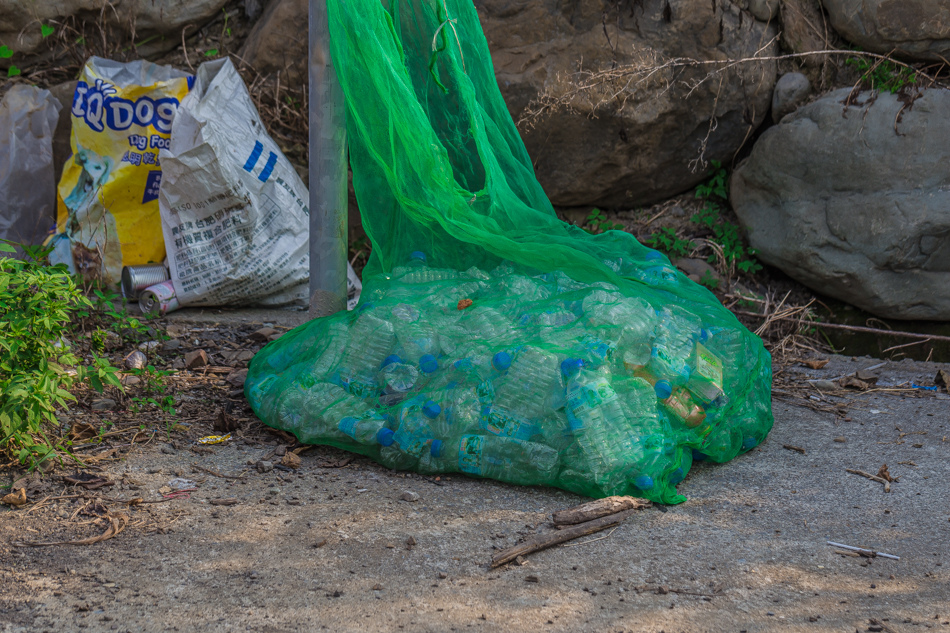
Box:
[381,354,402,369]
[669,467,685,484]
[560,358,583,377]
[430,439,444,458]
[492,352,512,371]
[654,380,673,400]
[453,358,472,370]
[419,354,438,374]
[634,474,654,490]
[410,251,427,262]
[691,449,707,461]
[339,416,358,434]
[699,328,710,343]
[645,251,663,261]
[377,428,395,446]
[422,401,442,418]
[742,436,758,451]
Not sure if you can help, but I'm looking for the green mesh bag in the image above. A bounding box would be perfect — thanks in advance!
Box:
[244,0,773,504]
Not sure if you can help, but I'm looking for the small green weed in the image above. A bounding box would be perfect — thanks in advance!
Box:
[583,209,624,235]
[646,227,694,260]
[698,270,720,291]
[845,56,917,94]
[691,160,761,276]
[129,365,177,437]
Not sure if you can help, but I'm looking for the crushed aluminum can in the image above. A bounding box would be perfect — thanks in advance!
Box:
[196,433,232,445]
[139,280,180,316]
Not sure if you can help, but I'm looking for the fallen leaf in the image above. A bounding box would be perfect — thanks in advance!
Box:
[68,423,98,442]
[802,359,829,370]
[250,327,279,343]
[213,407,238,433]
[281,452,301,470]
[457,299,473,310]
[1,488,27,506]
[855,369,879,384]
[877,464,897,482]
[406,536,416,550]
[62,472,115,490]
[838,376,870,391]
[226,368,248,388]
[15,513,128,547]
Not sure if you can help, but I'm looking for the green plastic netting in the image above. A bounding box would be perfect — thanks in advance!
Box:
[244,0,773,504]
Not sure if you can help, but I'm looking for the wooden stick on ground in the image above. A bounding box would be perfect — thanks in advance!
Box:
[491,508,640,568]
[846,468,892,492]
[552,496,650,526]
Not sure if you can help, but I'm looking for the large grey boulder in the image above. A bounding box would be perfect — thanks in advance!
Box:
[238,0,778,208]
[732,87,950,320]
[823,0,950,62]
[478,0,778,207]
[0,0,230,65]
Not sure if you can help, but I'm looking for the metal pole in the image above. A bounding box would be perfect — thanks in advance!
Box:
[308,0,348,318]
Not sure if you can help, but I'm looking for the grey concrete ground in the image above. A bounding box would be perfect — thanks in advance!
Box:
[1,308,948,633]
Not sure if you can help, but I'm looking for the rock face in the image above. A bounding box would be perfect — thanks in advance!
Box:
[779,0,832,66]
[749,0,780,21]
[731,87,950,320]
[823,0,950,62]
[0,0,230,63]
[477,0,778,207]
[240,0,308,86]
[238,0,778,208]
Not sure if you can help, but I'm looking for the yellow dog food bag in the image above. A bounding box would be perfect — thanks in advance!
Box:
[51,57,193,286]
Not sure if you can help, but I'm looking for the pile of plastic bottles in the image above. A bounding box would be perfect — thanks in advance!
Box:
[247,252,772,503]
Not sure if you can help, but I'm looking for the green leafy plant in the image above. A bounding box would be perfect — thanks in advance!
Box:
[129,365,177,437]
[204,48,219,57]
[583,208,624,234]
[691,160,762,275]
[40,24,55,38]
[0,244,116,465]
[0,45,20,77]
[845,56,917,94]
[646,226,695,260]
[698,270,720,291]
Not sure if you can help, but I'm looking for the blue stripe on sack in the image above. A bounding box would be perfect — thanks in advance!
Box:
[243,141,264,172]
[258,151,278,182]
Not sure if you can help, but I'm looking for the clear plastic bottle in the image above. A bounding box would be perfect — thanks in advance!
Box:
[637,251,679,286]
[306,321,350,378]
[485,346,562,440]
[276,382,367,443]
[649,307,701,385]
[461,306,516,344]
[338,413,390,445]
[562,359,638,487]
[391,303,440,363]
[433,433,559,484]
[392,251,459,284]
[390,398,441,458]
[336,312,395,397]
[378,354,420,406]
